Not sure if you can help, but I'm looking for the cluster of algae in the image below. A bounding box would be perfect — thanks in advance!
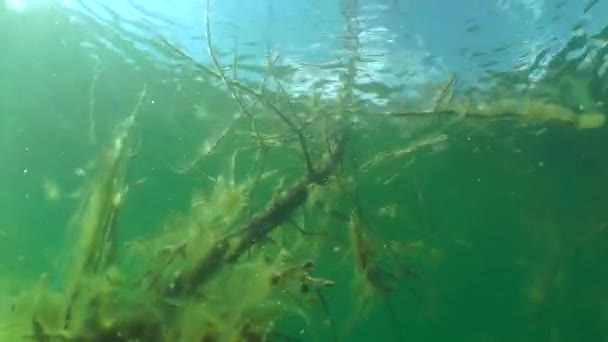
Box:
[456,98,605,129]
[1,1,607,341]
[2,54,605,342]
[0,89,338,341]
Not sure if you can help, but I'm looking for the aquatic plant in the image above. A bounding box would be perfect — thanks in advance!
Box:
[1,1,606,341]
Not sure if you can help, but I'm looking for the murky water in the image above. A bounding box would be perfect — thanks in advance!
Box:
[1,1,607,341]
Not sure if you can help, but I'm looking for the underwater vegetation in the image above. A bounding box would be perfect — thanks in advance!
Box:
[1,0,608,341]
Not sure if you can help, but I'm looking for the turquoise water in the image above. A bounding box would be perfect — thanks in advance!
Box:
[1,1,608,341]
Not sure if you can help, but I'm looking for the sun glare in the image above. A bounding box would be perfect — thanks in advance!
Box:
[5,0,26,12]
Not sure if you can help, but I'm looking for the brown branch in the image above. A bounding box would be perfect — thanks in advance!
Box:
[167,130,349,296]
[374,99,605,129]
[161,6,316,175]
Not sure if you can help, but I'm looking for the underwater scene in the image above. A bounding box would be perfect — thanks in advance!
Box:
[1,0,608,341]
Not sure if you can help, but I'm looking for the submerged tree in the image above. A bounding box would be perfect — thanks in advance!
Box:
[1,0,606,341]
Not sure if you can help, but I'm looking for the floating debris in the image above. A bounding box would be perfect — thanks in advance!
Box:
[42,178,60,201]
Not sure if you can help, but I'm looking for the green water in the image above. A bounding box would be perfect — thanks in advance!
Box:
[1,1,608,341]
